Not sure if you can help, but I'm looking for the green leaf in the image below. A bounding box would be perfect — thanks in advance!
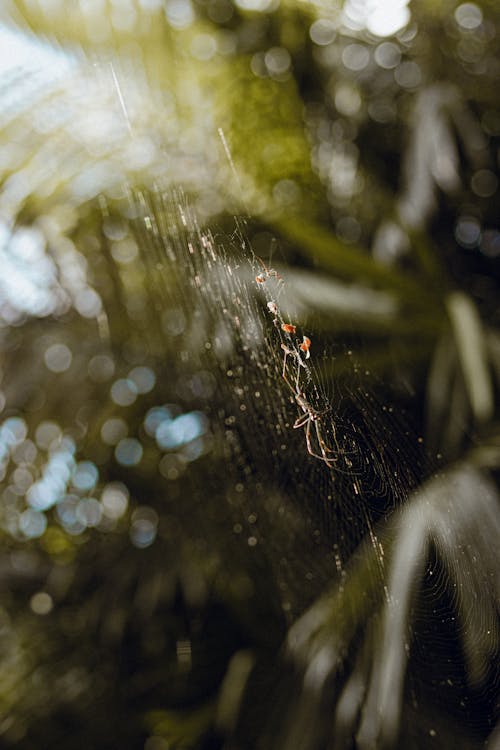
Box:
[282,463,500,749]
[446,291,494,423]
[273,215,440,303]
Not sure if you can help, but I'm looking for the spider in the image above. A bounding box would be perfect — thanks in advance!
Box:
[299,336,311,358]
[254,256,283,284]
[281,342,336,468]
[293,390,337,467]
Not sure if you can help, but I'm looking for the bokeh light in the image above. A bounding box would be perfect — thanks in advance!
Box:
[130,505,158,548]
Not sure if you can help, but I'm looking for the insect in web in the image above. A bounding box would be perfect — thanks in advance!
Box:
[254,256,283,284]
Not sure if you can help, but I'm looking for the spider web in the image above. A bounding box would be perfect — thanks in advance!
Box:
[0,183,496,748]
[112,185,424,613]
[0,15,496,748]
[112,188,498,748]
[0,62,495,747]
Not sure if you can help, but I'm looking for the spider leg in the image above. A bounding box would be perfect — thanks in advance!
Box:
[314,420,337,466]
[294,357,302,392]
[282,346,289,379]
[282,346,299,393]
[294,411,310,429]
[304,418,316,458]
[303,418,333,464]
[314,411,337,454]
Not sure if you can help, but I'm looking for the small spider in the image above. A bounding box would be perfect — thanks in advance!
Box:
[299,336,311,359]
[254,256,283,284]
[267,301,278,315]
[281,322,296,334]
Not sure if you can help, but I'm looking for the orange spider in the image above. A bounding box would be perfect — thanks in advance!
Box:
[299,336,311,359]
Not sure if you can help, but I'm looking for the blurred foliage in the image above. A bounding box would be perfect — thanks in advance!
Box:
[0,0,499,748]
